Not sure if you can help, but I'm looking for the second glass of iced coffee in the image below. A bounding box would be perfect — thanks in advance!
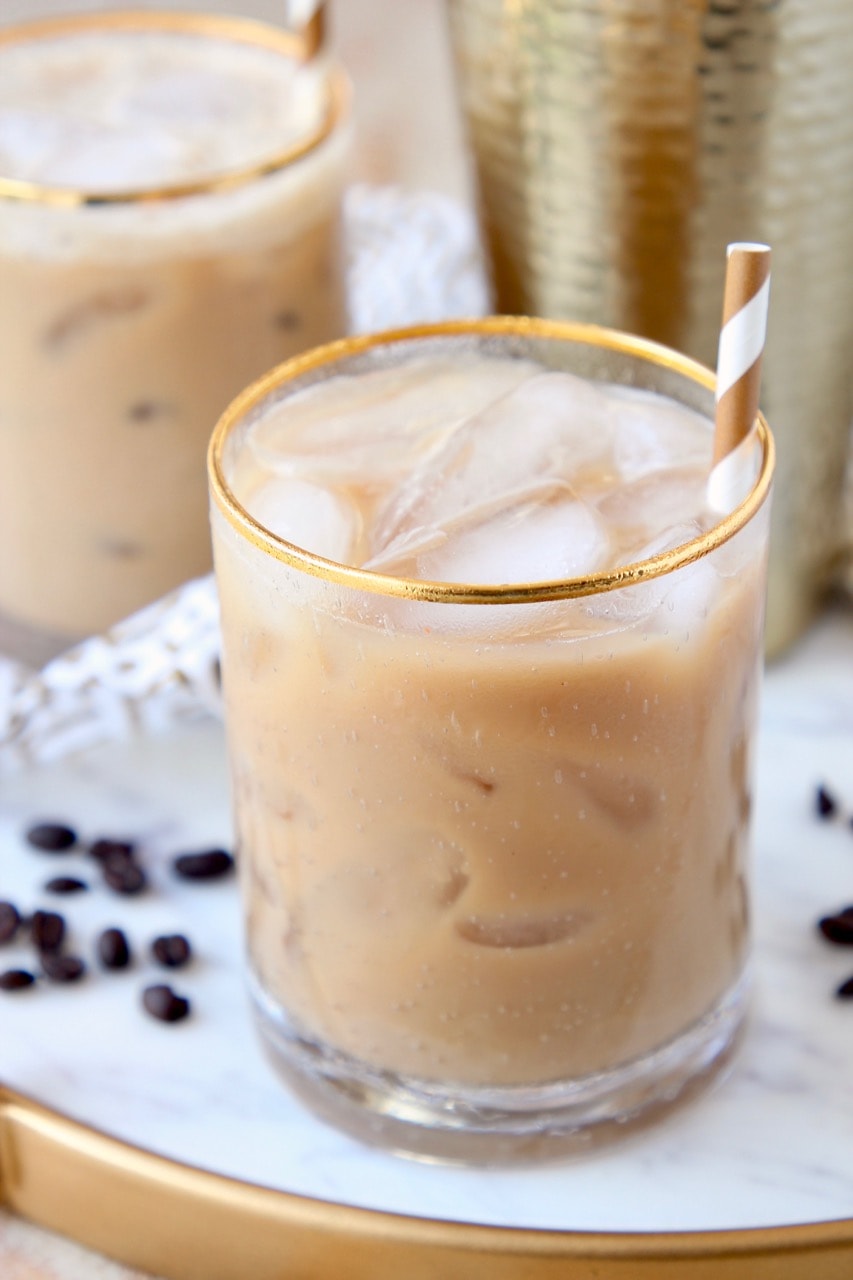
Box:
[209,318,774,1161]
[0,9,349,666]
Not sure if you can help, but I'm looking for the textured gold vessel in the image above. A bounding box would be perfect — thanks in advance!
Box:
[447,0,853,655]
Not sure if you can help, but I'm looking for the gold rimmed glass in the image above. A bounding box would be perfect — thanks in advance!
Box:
[210,317,773,602]
[0,10,347,208]
[208,317,774,1163]
[0,8,351,667]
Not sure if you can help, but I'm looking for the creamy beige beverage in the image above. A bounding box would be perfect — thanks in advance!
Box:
[209,323,773,1154]
[0,13,349,664]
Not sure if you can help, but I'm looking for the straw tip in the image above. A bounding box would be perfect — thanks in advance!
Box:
[726,242,771,258]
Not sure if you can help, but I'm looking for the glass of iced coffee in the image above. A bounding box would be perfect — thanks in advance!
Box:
[0,10,349,666]
[208,318,774,1161]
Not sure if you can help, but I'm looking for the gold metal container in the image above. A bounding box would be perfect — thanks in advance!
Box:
[446,0,853,656]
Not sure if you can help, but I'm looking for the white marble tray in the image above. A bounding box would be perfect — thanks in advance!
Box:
[1,608,852,1248]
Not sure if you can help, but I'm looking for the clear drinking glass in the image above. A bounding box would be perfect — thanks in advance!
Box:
[208,318,774,1162]
[0,9,349,666]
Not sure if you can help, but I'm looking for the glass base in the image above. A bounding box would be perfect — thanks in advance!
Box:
[251,971,750,1165]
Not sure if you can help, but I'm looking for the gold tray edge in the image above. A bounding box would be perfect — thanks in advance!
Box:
[2,1085,853,1279]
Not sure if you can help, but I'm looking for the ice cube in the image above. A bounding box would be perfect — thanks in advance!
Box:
[655,557,721,635]
[41,121,184,190]
[248,355,541,491]
[615,518,705,568]
[240,475,359,563]
[0,108,67,182]
[607,385,712,481]
[455,911,588,949]
[596,467,708,562]
[570,766,658,828]
[123,68,237,131]
[370,370,619,555]
[579,520,707,638]
[368,494,611,644]
[595,516,720,638]
[412,493,611,586]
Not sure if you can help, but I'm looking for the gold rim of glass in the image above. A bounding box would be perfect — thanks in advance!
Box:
[0,9,348,208]
[208,316,775,605]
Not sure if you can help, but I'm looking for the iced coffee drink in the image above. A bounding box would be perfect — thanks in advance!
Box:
[209,319,774,1158]
[0,12,349,665]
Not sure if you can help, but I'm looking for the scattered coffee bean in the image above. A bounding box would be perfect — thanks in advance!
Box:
[835,975,853,1000]
[0,968,36,991]
[44,876,88,895]
[41,953,86,984]
[151,934,192,969]
[26,822,77,852]
[102,855,147,896]
[0,901,20,944]
[97,927,132,971]
[172,849,234,882]
[815,785,839,819]
[30,909,66,953]
[818,909,853,946]
[142,983,190,1023]
[89,838,136,863]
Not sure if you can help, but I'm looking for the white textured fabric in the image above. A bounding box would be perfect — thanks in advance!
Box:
[0,184,490,773]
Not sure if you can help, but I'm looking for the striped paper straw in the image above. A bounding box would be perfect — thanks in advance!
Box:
[713,243,771,463]
[707,243,771,511]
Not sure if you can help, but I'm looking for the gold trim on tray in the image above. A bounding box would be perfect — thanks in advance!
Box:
[208,316,774,604]
[0,10,348,209]
[1,1085,853,1279]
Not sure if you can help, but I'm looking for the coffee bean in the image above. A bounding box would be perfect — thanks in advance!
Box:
[818,910,853,946]
[102,855,147,896]
[30,909,65,953]
[41,953,86,983]
[0,968,36,991]
[0,901,20,944]
[26,822,77,852]
[97,927,132,970]
[89,838,136,863]
[142,984,190,1023]
[151,934,192,969]
[172,849,234,881]
[44,876,88,895]
[815,785,839,819]
[836,975,853,999]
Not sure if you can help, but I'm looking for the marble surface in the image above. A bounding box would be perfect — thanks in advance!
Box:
[1,604,853,1261]
[1,2,852,1276]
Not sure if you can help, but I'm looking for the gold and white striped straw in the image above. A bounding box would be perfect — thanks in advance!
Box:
[286,1,327,60]
[708,242,771,511]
